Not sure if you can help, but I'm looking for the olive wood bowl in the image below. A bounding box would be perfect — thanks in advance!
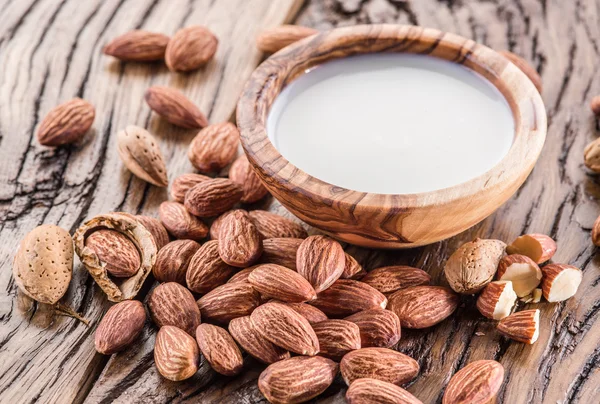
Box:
[237,24,546,249]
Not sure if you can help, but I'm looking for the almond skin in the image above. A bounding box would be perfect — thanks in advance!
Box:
[165,25,218,72]
[251,301,320,355]
[249,264,316,303]
[170,173,210,203]
[312,319,361,360]
[184,178,243,217]
[195,323,243,376]
[135,214,170,249]
[346,378,423,404]
[361,265,431,294]
[340,347,419,386]
[229,154,269,203]
[275,301,328,324]
[310,279,387,317]
[256,25,318,54]
[103,30,169,61]
[541,263,583,302]
[37,98,95,146]
[154,325,199,381]
[297,235,346,293]
[188,122,238,172]
[387,286,459,329]
[94,300,146,355]
[186,240,236,293]
[497,309,540,344]
[442,360,505,404]
[260,238,303,269]
[117,125,168,187]
[342,253,366,279]
[147,282,201,336]
[218,209,263,267]
[229,315,290,364]
[197,281,261,323]
[499,50,542,93]
[345,309,401,348]
[159,201,208,241]
[258,356,338,404]
[85,229,140,278]
[248,210,308,239]
[145,86,208,128]
[153,240,200,284]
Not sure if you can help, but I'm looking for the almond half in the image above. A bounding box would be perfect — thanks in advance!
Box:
[506,233,557,264]
[476,281,517,320]
[442,360,505,404]
[497,309,540,344]
[541,264,582,302]
[496,254,542,297]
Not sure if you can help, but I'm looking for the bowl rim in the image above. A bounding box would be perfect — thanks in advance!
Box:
[237,24,546,212]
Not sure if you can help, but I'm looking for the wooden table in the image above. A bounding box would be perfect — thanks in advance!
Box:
[1,0,599,403]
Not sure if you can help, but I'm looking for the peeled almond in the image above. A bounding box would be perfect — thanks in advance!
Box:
[496,254,542,297]
[541,264,582,302]
[497,309,540,344]
[506,234,557,264]
[476,281,517,320]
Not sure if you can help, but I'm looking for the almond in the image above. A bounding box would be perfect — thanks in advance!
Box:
[103,30,169,61]
[218,209,262,267]
[387,286,458,329]
[310,279,387,317]
[442,360,505,404]
[195,323,243,376]
[346,378,423,404]
[499,50,542,93]
[248,210,308,239]
[506,233,557,264]
[84,229,140,278]
[229,154,269,203]
[184,178,243,217]
[249,264,316,302]
[342,253,366,279]
[197,281,261,323]
[256,25,318,54]
[117,125,168,187]
[361,265,431,294]
[229,315,290,364]
[497,309,540,344]
[444,238,506,294]
[134,214,170,249]
[159,201,208,241]
[532,288,543,303]
[227,267,257,284]
[145,86,208,129]
[260,238,302,269]
[297,235,345,293]
[258,356,338,404]
[496,254,542,297]
[591,95,600,116]
[345,309,401,348]
[188,122,238,172]
[209,209,242,240]
[275,301,328,324]
[170,173,210,203]
[541,263,582,302]
[340,347,419,386]
[154,325,199,381]
[37,98,95,146]
[584,138,600,172]
[476,281,517,320]
[165,25,218,72]
[251,301,320,355]
[186,240,236,293]
[95,300,146,354]
[312,319,361,360]
[153,240,200,284]
[148,282,201,336]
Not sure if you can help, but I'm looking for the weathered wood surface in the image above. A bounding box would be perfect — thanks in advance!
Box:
[1,0,600,403]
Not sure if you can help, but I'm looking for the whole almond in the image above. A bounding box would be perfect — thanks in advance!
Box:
[227,267,257,284]
[345,309,401,348]
[249,210,308,239]
[347,378,423,404]
[209,209,243,240]
[153,240,200,284]
[117,125,168,187]
[340,347,419,386]
[145,86,208,129]
[297,235,345,293]
[256,25,318,54]
[276,301,328,324]
[312,319,361,360]
[165,25,218,72]
[260,238,302,269]
[197,281,261,323]
[229,315,291,364]
[184,178,243,217]
[342,253,366,279]
[148,282,201,336]
[442,360,505,404]
[251,301,320,355]
[258,356,338,404]
[103,30,169,61]
[170,173,210,203]
[187,122,239,172]
[37,98,95,146]
[85,229,140,277]
[159,201,208,241]
[95,300,146,355]
[361,265,431,294]
[154,325,199,381]
[196,323,243,376]
[387,286,459,329]
[249,264,316,302]
[499,50,542,93]
[218,209,262,267]
[229,154,269,203]
[310,279,387,317]
[497,309,540,344]
[135,214,170,249]
[186,240,236,293]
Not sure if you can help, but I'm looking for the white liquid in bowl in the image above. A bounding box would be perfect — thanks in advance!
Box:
[266,53,515,194]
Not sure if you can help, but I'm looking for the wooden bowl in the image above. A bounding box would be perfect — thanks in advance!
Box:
[237,24,546,249]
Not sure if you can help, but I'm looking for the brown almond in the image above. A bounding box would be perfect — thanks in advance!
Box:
[387,286,459,329]
[148,282,201,336]
[442,360,505,404]
[159,201,208,241]
[497,309,540,344]
[184,178,243,217]
[229,315,291,364]
[209,209,243,240]
[310,279,387,317]
[256,25,318,54]
[276,301,328,324]
[312,319,361,360]
[188,122,238,172]
[135,214,170,249]
[94,300,146,355]
[165,25,218,72]
[145,86,208,128]
[37,98,95,146]
[251,301,320,355]
[154,325,199,381]
[85,229,140,278]
[506,233,557,264]
[248,210,308,239]
[186,240,236,293]
[347,378,423,404]
[218,209,262,267]
[197,281,261,323]
[227,267,257,284]
[249,264,316,302]
[195,323,243,376]
[103,30,169,62]
[345,309,401,348]
[340,347,419,386]
[260,237,302,269]
[342,253,366,279]
[496,254,542,297]
[541,263,582,302]
[258,356,338,404]
[153,239,200,284]
[170,173,210,203]
[117,125,168,187]
[361,265,431,294]
[229,154,269,203]
[591,95,600,116]
[475,281,517,320]
[297,235,346,293]
[499,50,542,93]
